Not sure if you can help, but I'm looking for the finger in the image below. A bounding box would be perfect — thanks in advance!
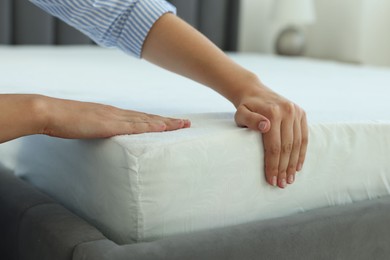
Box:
[183,119,191,128]
[287,119,301,184]
[125,120,167,135]
[297,112,309,171]
[162,118,192,131]
[123,112,189,132]
[86,120,167,138]
[235,105,270,133]
[277,118,294,188]
[263,120,281,187]
[144,114,191,130]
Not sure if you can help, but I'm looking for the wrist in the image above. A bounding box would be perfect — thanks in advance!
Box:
[27,94,51,135]
[0,94,51,143]
[228,71,267,108]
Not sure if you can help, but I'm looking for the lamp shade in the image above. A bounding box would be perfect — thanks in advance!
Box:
[272,0,316,25]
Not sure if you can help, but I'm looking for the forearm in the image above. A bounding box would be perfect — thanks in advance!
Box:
[0,94,46,143]
[142,13,263,107]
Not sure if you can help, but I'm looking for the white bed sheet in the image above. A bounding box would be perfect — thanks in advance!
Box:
[1,47,390,244]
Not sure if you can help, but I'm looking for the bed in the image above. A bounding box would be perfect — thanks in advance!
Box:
[1,46,390,258]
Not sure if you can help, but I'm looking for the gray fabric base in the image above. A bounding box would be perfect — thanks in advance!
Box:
[2,170,390,260]
[0,170,54,260]
[74,196,390,260]
[0,171,105,260]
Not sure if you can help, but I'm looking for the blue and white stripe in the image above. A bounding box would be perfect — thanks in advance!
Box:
[29,0,176,57]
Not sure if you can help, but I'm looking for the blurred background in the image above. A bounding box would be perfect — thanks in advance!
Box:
[239,0,390,67]
[1,0,389,67]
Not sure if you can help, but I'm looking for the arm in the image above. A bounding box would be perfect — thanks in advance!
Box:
[1,3,190,144]
[0,94,189,144]
[142,14,308,189]
[0,95,44,144]
[29,0,308,188]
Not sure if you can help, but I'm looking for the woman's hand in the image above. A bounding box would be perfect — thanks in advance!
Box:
[234,83,308,189]
[0,94,190,143]
[40,95,190,138]
[142,13,308,188]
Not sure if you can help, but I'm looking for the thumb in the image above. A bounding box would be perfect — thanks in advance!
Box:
[235,105,271,133]
[258,120,271,133]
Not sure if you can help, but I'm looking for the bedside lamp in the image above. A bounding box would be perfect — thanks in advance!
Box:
[272,0,316,56]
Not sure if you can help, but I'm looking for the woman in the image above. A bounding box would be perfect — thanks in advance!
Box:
[0,0,308,189]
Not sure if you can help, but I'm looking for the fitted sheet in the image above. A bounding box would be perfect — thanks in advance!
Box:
[1,47,390,244]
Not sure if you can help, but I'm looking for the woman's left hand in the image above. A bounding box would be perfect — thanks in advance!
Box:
[234,84,308,189]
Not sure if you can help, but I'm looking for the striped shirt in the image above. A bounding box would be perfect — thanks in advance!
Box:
[29,0,176,57]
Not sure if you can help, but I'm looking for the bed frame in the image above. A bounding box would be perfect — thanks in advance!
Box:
[2,171,390,259]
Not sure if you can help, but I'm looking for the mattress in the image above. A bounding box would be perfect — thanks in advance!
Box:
[1,46,390,244]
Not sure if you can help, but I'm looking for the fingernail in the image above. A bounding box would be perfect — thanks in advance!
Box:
[184,119,191,127]
[271,176,277,187]
[297,163,303,171]
[288,175,295,184]
[258,121,267,131]
[280,179,287,188]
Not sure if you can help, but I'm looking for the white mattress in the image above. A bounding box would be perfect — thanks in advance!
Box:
[1,46,390,244]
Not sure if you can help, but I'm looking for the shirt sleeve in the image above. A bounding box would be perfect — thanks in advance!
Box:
[29,0,176,58]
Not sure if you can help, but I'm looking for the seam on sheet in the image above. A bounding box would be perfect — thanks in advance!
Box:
[110,121,390,158]
[124,149,144,242]
[136,153,145,242]
[110,138,146,242]
[139,127,253,158]
[108,113,238,157]
[111,126,247,158]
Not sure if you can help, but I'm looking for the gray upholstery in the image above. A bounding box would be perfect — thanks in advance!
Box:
[0,0,239,50]
[74,198,390,260]
[2,171,390,260]
[0,171,105,260]
[169,0,240,50]
[0,0,91,45]
[0,171,54,260]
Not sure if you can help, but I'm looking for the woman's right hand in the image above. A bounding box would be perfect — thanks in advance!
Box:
[0,94,190,143]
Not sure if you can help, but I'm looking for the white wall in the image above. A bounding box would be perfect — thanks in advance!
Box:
[238,0,390,66]
[359,0,390,66]
[305,0,364,63]
[238,0,274,53]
